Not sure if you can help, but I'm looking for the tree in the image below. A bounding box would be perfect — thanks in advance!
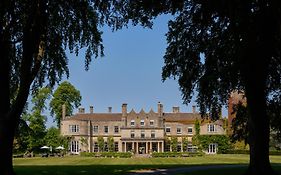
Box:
[24,87,51,152]
[231,102,250,146]
[121,1,281,174]
[97,136,105,152]
[50,81,81,127]
[195,118,200,136]
[44,127,69,150]
[182,137,189,152]
[0,1,127,174]
[107,136,115,152]
[170,136,178,152]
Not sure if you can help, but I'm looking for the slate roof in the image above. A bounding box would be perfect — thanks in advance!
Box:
[163,113,201,122]
[63,113,122,121]
[63,111,204,123]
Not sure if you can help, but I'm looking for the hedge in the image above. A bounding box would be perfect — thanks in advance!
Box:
[151,152,203,157]
[223,149,281,155]
[80,152,132,158]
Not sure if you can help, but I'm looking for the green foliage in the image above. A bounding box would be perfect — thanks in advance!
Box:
[195,119,200,135]
[182,137,189,152]
[192,135,201,150]
[50,81,81,127]
[197,135,232,154]
[24,87,51,152]
[97,136,105,152]
[151,152,203,157]
[13,119,32,154]
[170,136,178,152]
[80,152,132,158]
[80,137,88,147]
[164,136,171,152]
[107,136,115,152]
[44,127,70,151]
[231,102,249,145]
[224,149,281,155]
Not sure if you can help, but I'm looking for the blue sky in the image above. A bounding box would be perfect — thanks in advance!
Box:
[45,15,227,127]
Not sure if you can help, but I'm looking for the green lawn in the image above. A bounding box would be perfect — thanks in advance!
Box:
[13,154,281,175]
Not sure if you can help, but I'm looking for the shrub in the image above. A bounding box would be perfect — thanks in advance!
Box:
[80,152,95,157]
[80,152,132,158]
[151,152,203,157]
[223,149,281,155]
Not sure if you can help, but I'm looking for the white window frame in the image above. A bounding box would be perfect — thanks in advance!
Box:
[70,140,79,153]
[93,126,98,133]
[165,127,171,133]
[104,126,109,133]
[131,120,135,126]
[140,119,145,126]
[151,130,155,138]
[177,127,182,134]
[131,130,135,138]
[149,120,154,126]
[69,125,79,133]
[208,143,217,154]
[114,126,119,133]
[207,124,216,132]
[187,127,193,135]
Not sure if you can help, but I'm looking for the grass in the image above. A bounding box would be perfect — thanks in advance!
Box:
[177,164,281,175]
[13,154,281,175]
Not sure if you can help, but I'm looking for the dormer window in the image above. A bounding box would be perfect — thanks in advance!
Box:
[131,120,135,126]
[140,119,145,126]
[208,124,216,132]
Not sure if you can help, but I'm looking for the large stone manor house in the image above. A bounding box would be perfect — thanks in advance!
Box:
[61,103,226,154]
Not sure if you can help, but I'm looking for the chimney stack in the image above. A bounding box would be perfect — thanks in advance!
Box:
[172,106,180,113]
[62,104,66,120]
[192,105,196,114]
[158,102,163,115]
[90,106,94,113]
[78,107,85,114]
[122,103,127,116]
[121,103,127,127]
[108,107,112,113]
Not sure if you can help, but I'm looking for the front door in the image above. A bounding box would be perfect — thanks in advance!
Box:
[138,142,146,154]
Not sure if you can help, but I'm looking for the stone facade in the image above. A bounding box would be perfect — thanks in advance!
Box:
[61,103,226,154]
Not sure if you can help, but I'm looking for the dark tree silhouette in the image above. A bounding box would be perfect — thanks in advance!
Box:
[161,1,281,175]
[0,1,128,174]
[123,1,281,175]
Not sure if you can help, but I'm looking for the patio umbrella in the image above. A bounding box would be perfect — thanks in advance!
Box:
[55,146,65,150]
[40,146,49,149]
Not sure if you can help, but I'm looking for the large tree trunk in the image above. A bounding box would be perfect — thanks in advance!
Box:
[245,82,275,175]
[0,117,16,175]
[242,37,275,174]
[0,1,47,175]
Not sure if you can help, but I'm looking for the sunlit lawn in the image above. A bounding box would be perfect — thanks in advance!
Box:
[14,154,281,175]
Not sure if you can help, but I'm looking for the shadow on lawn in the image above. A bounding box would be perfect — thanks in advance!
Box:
[14,164,177,175]
[14,163,281,175]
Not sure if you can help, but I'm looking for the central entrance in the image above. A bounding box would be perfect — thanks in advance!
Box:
[138,142,146,154]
